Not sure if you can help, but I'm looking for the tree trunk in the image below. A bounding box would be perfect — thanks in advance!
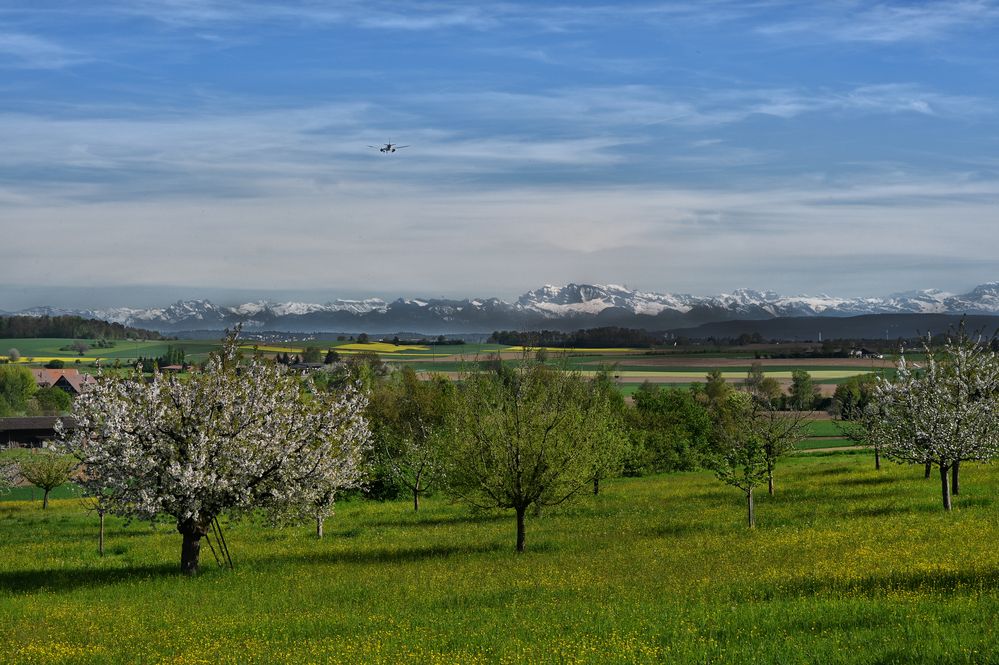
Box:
[515,505,527,553]
[952,461,960,495]
[316,515,324,539]
[747,487,756,528]
[767,469,775,497]
[178,518,210,575]
[413,488,420,512]
[924,461,932,479]
[42,488,50,510]
[99,511,105,557]
[874,446,881,471]
[593,476,600,495]
[940,464,952,511]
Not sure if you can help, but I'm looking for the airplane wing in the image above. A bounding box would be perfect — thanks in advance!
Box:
[395,145,410,149]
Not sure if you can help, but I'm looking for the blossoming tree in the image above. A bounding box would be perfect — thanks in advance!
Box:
[59,332,370,574]
[870,330,999,510]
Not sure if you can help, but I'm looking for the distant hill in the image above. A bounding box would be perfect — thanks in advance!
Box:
[668,313,999,342]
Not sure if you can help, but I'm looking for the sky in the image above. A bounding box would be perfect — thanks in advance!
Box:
[1,0,998,308]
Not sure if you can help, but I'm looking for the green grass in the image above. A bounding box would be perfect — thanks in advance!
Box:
[796,437,854,451]
[3,453,999,663]
[806,420,848,437]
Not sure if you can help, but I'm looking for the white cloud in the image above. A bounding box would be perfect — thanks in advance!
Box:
[0,32,89,69]
[759,1,999,43]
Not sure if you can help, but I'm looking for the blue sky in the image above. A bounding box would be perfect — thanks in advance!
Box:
[1,1,998,306]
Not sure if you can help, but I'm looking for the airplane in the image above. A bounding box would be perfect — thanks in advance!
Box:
[368,143,409,153]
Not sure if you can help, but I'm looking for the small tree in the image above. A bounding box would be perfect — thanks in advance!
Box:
[789,370,818,410]
[750,400,808,496]
[69,341,90,356]
[870,329,999,510]
[368,367,454,511]
[742,373,809,495]
[587,370,629,495]
[447,362,611,552]
[630,385,713,474]
[703,369,732,405]
[710,392,769,527]
[833,373,881,468]
[59,331,370,574]
[6,348,21,362]
[80,487,116,556]
[34,386,73,415]
[0,365,37,416]
[19,451,77,509]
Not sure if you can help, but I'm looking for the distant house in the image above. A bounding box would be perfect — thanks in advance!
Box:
[849,348,885,360]
[30,369,97,396]
[287,362,325,372]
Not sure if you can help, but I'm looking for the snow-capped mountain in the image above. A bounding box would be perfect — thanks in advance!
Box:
[5,282,999,334]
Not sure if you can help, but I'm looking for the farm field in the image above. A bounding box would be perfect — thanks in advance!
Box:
[1,337,892,399]
[2,452,998,664]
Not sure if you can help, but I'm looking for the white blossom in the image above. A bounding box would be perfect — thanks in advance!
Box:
[57,331,370,569]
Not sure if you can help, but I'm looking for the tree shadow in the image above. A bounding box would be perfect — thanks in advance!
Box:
[742,568,999,602]
[283,541,507,566]
[838,475,896,486]
[361,511,509,529]
[0,562,179,595]
[847,504,903,518]
[643,521,710,539]
[693,489,735,502]
[808,465,856,476]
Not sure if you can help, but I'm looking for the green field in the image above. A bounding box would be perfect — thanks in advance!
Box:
[806,420,848,437]
[0,338,222,364]
[796,437,854,451]
[3,453,998,663]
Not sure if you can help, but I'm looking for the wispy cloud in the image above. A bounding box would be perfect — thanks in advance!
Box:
[0,32,89,69]
[759,1,999,43]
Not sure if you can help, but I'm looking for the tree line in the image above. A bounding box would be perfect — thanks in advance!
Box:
[0,315,164,341]
[489,327,662,348]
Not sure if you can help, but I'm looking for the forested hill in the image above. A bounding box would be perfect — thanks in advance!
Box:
[669,313,999,342]
[0,315,164,340]
[489,327,662,348]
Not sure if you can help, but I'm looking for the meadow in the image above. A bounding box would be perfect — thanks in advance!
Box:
[2,451,999,664]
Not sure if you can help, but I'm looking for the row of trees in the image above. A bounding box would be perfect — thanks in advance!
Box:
[489,327,662,348]
[0,315,163,340]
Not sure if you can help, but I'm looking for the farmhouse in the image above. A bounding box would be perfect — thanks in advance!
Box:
[30,368,97,396]
[0,416,75,448]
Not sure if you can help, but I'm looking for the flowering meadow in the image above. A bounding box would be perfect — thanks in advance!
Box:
[2,452,999,663]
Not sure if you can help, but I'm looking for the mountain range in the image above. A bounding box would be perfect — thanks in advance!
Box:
[4,282,999,335]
